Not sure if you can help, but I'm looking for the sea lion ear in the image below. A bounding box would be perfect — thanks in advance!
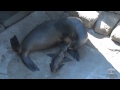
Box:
[47,54,55,58]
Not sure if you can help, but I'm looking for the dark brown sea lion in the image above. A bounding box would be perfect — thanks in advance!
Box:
[10,17,88,72]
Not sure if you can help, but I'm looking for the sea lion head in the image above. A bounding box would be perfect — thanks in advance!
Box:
[70,29,88,50]
[50,61,64,73]
[70,34,88,50]
[49,52,65,73]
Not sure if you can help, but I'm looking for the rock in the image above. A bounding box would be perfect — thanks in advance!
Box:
[64,11,79,17]
[108,11,115,13]
[111,21,120,44]
[94,11,120,36]
[76,11,102,28]
[45,11,68,19]
[107,11,120,15]
[115,11,120,15]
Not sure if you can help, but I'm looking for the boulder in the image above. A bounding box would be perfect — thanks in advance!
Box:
[76,11,102,28]
[111,21,120,43]
[94,11,120,36]
[115,11,120,15]
[108,11,115,13]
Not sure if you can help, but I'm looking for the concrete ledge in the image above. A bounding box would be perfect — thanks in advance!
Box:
[76,11,101,28]
[3,11,33,28]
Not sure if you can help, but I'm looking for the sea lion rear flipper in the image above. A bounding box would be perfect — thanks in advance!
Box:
[10,35,20,52]
[63,57,72,63]
[67,49,80,61]
[21,53,40,72]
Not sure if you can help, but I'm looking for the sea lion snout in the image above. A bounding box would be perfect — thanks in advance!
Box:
[50,62,65,73]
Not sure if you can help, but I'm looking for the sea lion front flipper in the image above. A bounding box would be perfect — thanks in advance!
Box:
[21,53,40,72]
[47,54,55,58]
[63,57,72,63]
[67,49,80,61]
[10,35,20,52]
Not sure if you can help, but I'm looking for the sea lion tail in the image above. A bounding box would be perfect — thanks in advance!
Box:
[10,35,20,52]
[21,52,40,72]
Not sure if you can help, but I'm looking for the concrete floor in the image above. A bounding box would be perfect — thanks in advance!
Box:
[0,11,120,79]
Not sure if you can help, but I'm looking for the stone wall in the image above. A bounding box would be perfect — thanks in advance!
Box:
[1,11,120,44]
[65,11,120,44]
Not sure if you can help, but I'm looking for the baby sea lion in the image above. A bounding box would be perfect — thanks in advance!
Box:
[10,17,88,72]
[48,44,72,73]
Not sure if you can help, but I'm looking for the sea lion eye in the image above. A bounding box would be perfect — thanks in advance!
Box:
[70,32,75,39]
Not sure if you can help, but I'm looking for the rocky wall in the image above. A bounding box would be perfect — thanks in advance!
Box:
[65,11,120,44]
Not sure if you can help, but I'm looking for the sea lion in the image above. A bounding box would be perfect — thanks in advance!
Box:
[48,44,72,73]
[66,17,88,61]
[10,17,88,72]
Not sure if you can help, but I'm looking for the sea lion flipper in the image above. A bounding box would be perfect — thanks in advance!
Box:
[10,35,20,52]
[67,49,80,61]
[63,57,72,62]
[21,53,40,71]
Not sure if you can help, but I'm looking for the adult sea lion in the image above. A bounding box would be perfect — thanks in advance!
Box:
[10,17,88,72]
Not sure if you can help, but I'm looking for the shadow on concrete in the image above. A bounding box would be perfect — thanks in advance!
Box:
[87,28,109,39]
